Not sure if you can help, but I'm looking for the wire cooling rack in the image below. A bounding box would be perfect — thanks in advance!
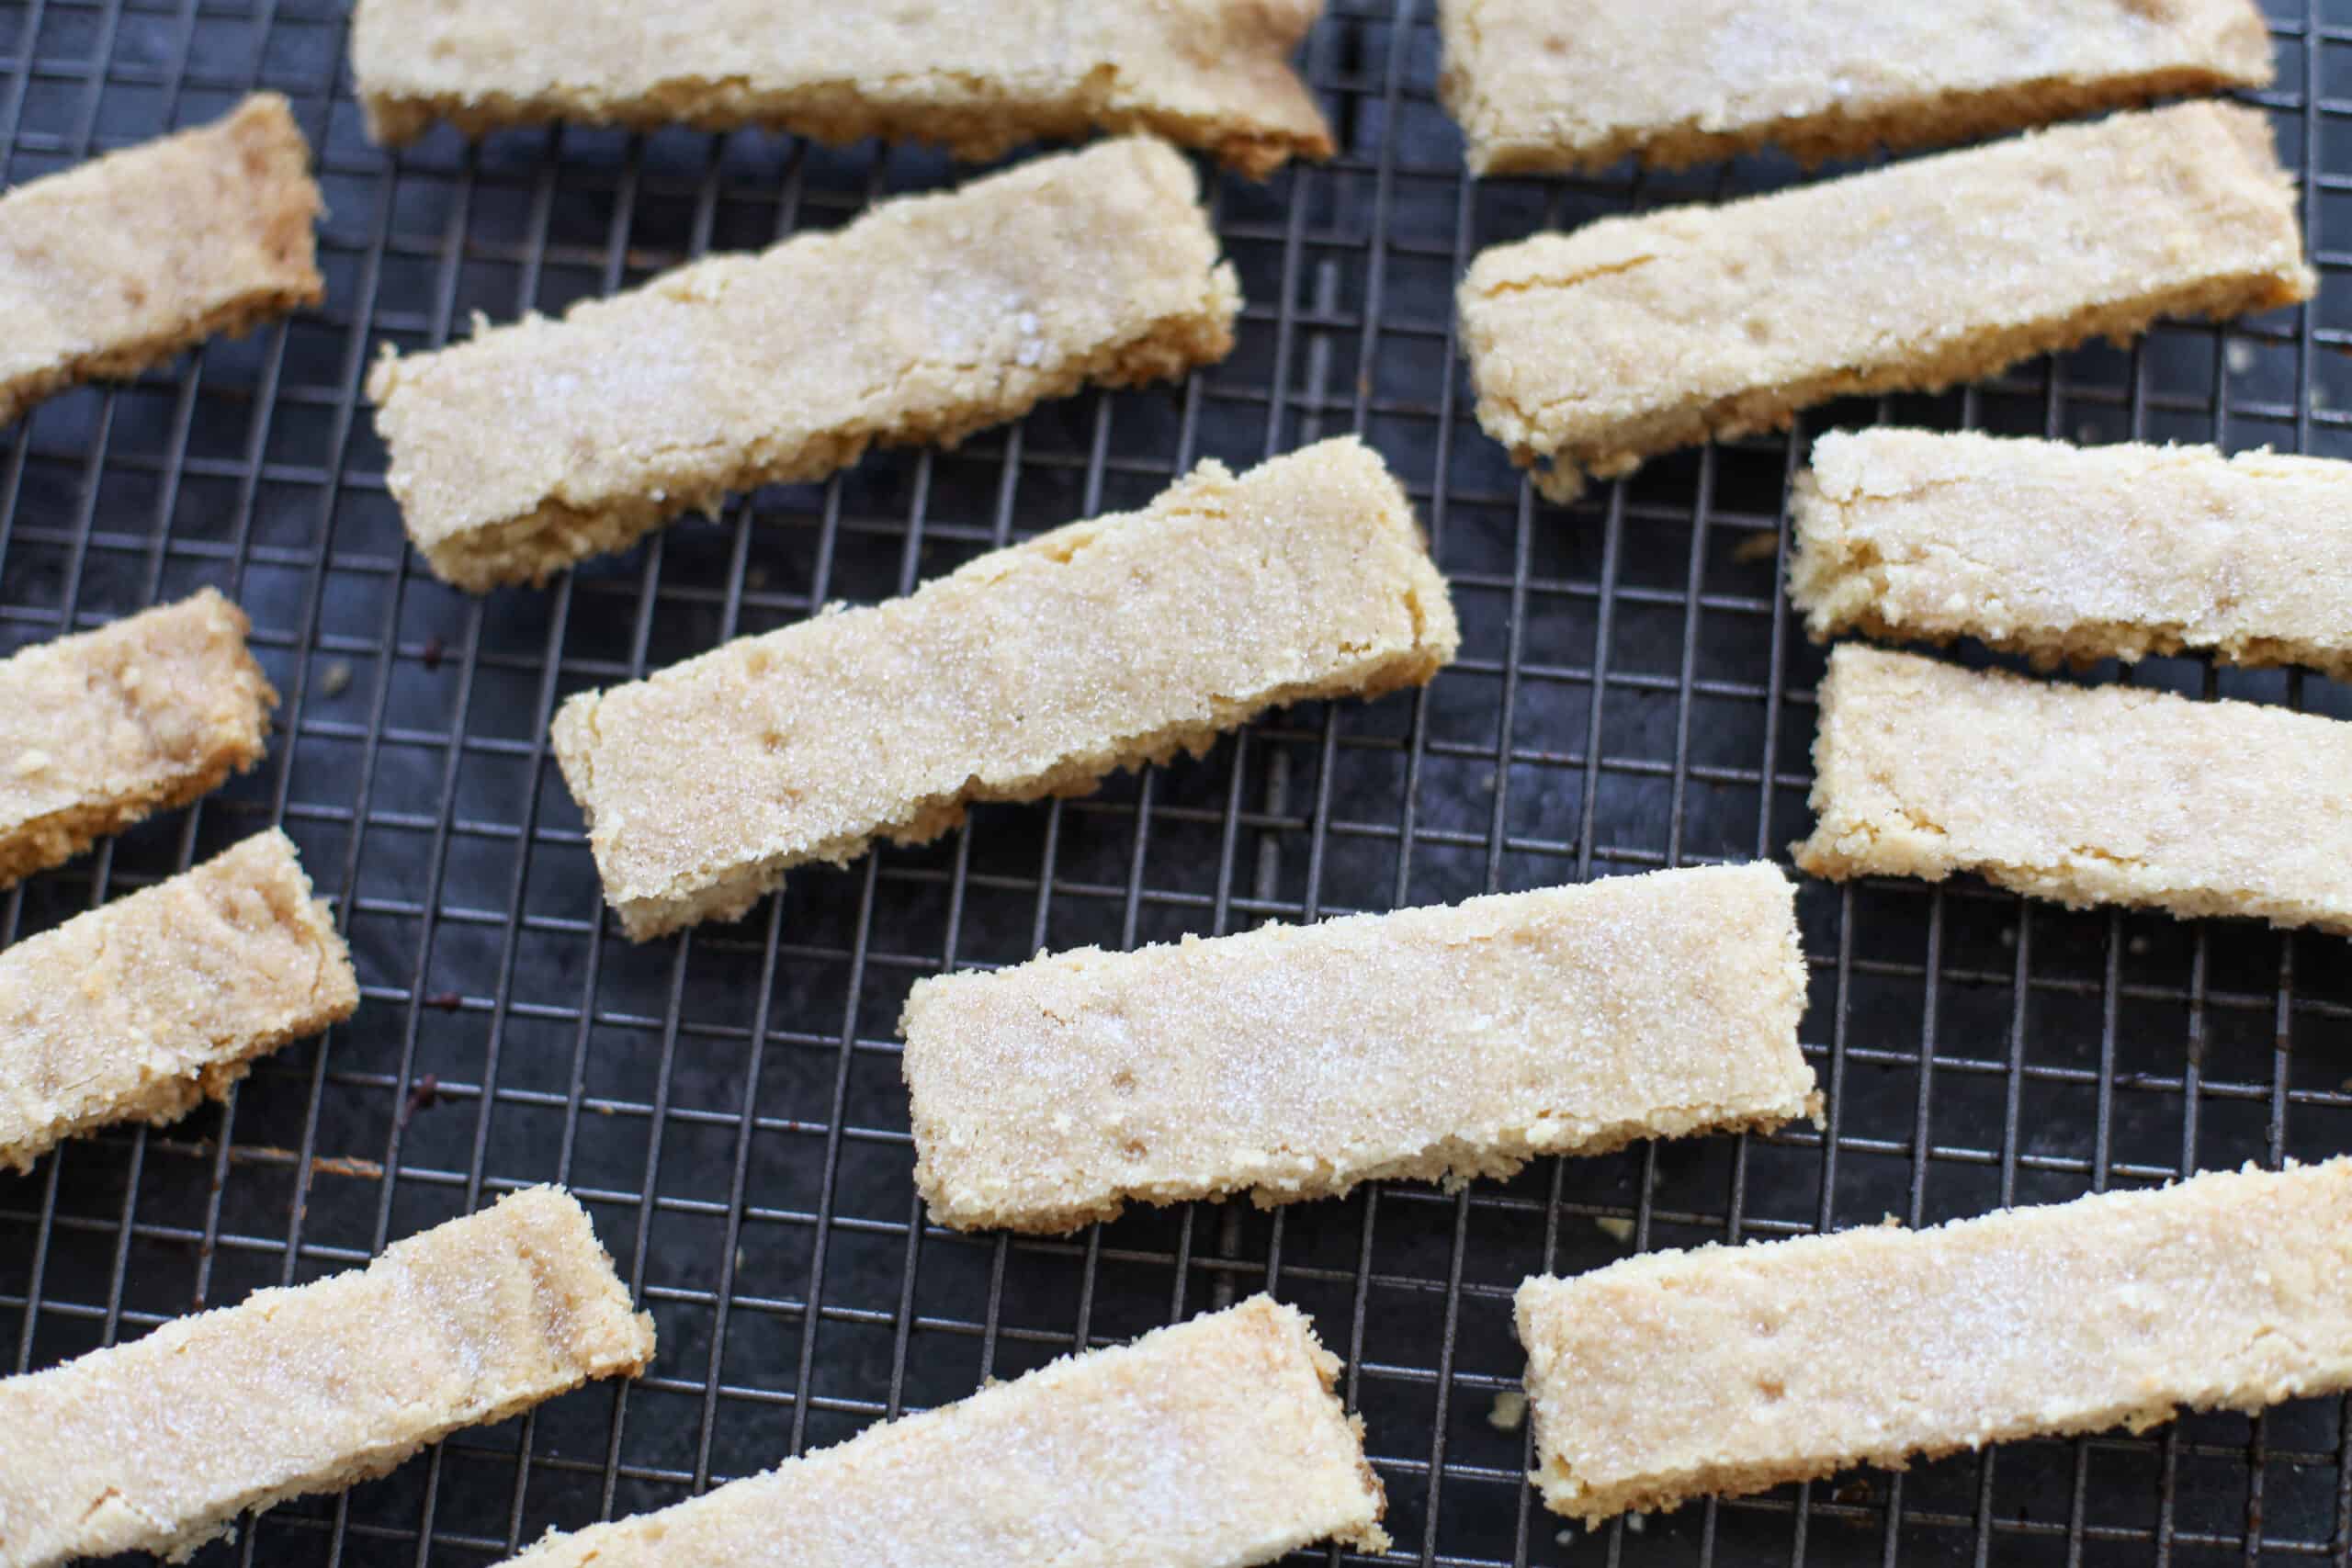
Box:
[6,1,2352,1563]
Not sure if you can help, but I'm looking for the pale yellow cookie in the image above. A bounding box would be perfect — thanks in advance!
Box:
[1519,1160,2352,1524]
[351,0,1332,175]
[370,137,1243,590]
[1440,0,2271,175]
[1461,104,2311,502]
[0,589,276,887]
[902,863,1816,1233]
[0,94,322,428]
[551,438,1458,940]
[1793,645,2352,933]
[504,1295,1385,1568]
[1791,427,2352,679]
[0,829,358,1174]
[0,1187,655,1568]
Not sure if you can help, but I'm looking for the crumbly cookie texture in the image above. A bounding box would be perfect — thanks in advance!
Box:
[1792,646,2352,934]
[504,1295,1386,1568]
[901,863,1816,1235]
[0,589,277,888]
[1791,428,2352,678]
[368,137,1243,591]
[1518,1160,2352,1526]
[1438,0,2271,175]
[0,829,358,1174]
[0,93,323,429]
[0,1186,655,1568]
[350,0,1332,175]
[551,438,1458,942]
[1459,103,2312,502]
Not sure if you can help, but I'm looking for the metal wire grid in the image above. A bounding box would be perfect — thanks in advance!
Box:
[4,1,2352,1563]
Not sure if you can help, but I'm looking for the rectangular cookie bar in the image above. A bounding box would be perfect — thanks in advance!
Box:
[1517,1159,2352,1525]
[502,1295,1385,1568]
[0,93,323,429]
[1792,428,2352,678]
[0,588,277,888]
[0,829,359,1174]
[1792,645,2352,933]
[1460,103,2312,502]
[1439,0,2272,175]
[901,863,1817,1234]
[550,437,1458,941]
[350,0,1332,175]
[369,137,1242,591]
[0,1186,655,1568]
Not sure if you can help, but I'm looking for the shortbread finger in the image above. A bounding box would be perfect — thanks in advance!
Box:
[0,589,277,888]
[0,1186,654,1568]
[0,829,358,1174]
[1792,429,2352,677]
[551,438,1458,941]
[1518,1159,2352,1525]
[351,0,1331,175]
[1439,0,2271,175]
[902,863,1815,1234]
[1460,103,2311,502]
[503,1295,1385,1568]
[1792,646,2352,933]
[369,138,1240,591]
[0,93,322,429]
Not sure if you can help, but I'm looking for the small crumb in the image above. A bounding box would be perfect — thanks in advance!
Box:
[1555,1528,1577,1547]
[1730,528,1780,564]
[2075,421,2101,446]
[322,660,353,697]
[2338,1077,2352,1093]
[2128,933,2150,956]
[1487,1390,1527,1431]
[1594,1214,1635,1244]
[1998,925,2017,949]
[1833,1478,1873,1506]
[1623,1513,1645,1534]
[2226,339,2258,377]
[421,635,445,671]
[425,989,462,1012]
[399,1073,442,1129]
[746,564,770,591]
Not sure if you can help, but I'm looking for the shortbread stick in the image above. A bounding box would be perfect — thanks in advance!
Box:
[0,93,322,429]
[350,0,1332,175]
[1459,103,2312,502]
[1517,1160,2352,1526]
[901,863,1816,1235]
[551,438,1458,941]
[502,1295,1385,1568]
[0,1186,655,1568]
[1792,646,2352,933]
[1791,428,2352,678]
[0,829,358,1174]
[1438,0,2271,175]
[0,589,277,888]
[369,138,1241,591]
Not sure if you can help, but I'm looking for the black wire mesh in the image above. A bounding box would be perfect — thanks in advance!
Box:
[5,1,2352,1563]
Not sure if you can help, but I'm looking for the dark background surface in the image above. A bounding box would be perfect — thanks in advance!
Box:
[4,1,2352,1562]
